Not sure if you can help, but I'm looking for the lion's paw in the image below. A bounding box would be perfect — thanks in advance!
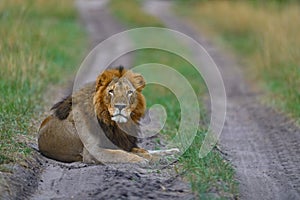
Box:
[128,154,148,164]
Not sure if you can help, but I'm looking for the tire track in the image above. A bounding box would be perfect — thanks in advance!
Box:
[31,157,193,200]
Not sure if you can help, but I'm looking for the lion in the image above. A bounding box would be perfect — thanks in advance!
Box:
[38,67,152,164]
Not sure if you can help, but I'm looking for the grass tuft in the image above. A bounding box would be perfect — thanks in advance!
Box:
[110,0,164,27]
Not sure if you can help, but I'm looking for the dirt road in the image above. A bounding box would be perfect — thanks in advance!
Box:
[142,1,300,199]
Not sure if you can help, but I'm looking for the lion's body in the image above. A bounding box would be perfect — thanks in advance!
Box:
[38,68,150,164]
[38,115,83,162]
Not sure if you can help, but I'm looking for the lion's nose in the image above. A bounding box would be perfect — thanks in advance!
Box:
[115,104,126,111]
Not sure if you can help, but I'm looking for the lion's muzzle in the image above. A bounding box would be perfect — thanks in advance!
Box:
[111,104,128,123]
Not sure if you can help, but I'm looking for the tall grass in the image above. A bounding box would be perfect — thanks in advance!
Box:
[0,0,86,164]
[110,0,238,198]
[178,1,300,120]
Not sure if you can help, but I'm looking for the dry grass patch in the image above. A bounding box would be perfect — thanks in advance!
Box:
[178,1,300,120]
[0,0,86,164]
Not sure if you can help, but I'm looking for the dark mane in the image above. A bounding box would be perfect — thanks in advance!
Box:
[118,65,124,75]
[51,95,72,120]
[97,118,138,151]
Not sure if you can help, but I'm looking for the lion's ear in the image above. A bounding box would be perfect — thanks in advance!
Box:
[132,74,145,91]
[95,70,114,91]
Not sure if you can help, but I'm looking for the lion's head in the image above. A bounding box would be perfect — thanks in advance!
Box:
[93,67,146,125]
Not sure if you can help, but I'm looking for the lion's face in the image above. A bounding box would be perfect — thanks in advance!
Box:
[105,77,137,123]
[94,67,146,124]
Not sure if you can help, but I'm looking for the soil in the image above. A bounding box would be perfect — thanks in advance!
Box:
[0,1,194,200]
[142,1,300,200]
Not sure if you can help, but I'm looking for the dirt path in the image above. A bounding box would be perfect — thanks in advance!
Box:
[29,1,194,200]
[143,1,300,200]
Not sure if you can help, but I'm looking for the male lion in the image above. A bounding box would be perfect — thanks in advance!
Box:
[38,67,151,164]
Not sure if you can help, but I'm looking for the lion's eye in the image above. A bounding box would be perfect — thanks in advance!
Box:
[127,90,133,96]
[108,89,114,95]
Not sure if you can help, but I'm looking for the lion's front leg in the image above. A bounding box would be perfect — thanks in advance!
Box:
[131,147,152,160]
[148,148,180,156]
[82,147,148,164]
[136,148,181,162]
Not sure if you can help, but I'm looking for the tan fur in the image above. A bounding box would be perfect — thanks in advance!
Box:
[38,67,151,164]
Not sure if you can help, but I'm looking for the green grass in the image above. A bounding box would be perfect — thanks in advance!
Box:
[0,0,86,165]
[177,1,300,122]
[109,0,163,28]
[110,0,238,199]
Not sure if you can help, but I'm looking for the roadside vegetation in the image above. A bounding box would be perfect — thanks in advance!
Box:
[0,0,86,165]
[110,0,238,199]
[109,0,163,27]
[177,1,300,122]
